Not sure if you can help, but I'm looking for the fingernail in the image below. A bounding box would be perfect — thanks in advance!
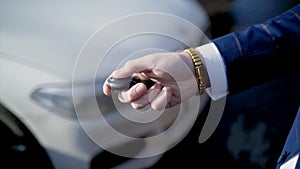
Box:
[135,84,145,93]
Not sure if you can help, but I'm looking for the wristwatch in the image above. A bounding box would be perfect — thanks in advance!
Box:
[184,48,208,95]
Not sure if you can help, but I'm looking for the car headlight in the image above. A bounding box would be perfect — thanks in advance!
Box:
[31,80,108,119]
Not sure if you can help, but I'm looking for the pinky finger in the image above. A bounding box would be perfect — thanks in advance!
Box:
[151,87,172,110]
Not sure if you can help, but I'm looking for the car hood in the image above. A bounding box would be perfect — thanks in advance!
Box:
[0,0,209,80]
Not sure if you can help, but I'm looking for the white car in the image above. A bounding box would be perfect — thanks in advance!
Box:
[0,1,211,169]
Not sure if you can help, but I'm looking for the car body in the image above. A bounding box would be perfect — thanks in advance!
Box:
[0,1,210,169]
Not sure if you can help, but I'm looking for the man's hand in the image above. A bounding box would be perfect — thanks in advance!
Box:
[103,51,198,110]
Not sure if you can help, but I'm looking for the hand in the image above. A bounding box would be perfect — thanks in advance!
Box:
[103,51,198,110]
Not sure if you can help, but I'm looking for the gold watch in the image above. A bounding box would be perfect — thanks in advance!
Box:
[184,48,208,95]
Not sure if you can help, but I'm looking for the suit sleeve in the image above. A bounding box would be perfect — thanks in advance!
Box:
[212,4,300,66]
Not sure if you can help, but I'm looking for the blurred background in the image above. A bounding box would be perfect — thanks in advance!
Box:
[1,0,299,169]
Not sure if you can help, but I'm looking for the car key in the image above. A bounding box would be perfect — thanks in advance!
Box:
[107,76,155,91]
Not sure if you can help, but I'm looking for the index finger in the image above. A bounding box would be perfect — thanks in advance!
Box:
[112,55,154,78]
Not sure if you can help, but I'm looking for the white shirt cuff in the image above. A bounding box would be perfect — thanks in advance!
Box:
[195,43,228,100]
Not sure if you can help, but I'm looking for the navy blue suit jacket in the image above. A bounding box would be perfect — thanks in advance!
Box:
[212,4,300,168]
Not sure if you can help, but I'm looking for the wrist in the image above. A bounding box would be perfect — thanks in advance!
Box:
[179,51,195,73]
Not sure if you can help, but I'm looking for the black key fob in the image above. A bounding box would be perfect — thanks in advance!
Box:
[107,76,155,91]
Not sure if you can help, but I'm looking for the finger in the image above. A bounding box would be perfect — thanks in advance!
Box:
[167,96,181,108]
[118,83,147,103]
[113,56,153,78]
[103,84,112,96]
[151,87,172,110]
[131,83,162,109]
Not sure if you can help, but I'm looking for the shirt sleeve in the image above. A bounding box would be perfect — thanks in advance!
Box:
[195,43,228,100]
